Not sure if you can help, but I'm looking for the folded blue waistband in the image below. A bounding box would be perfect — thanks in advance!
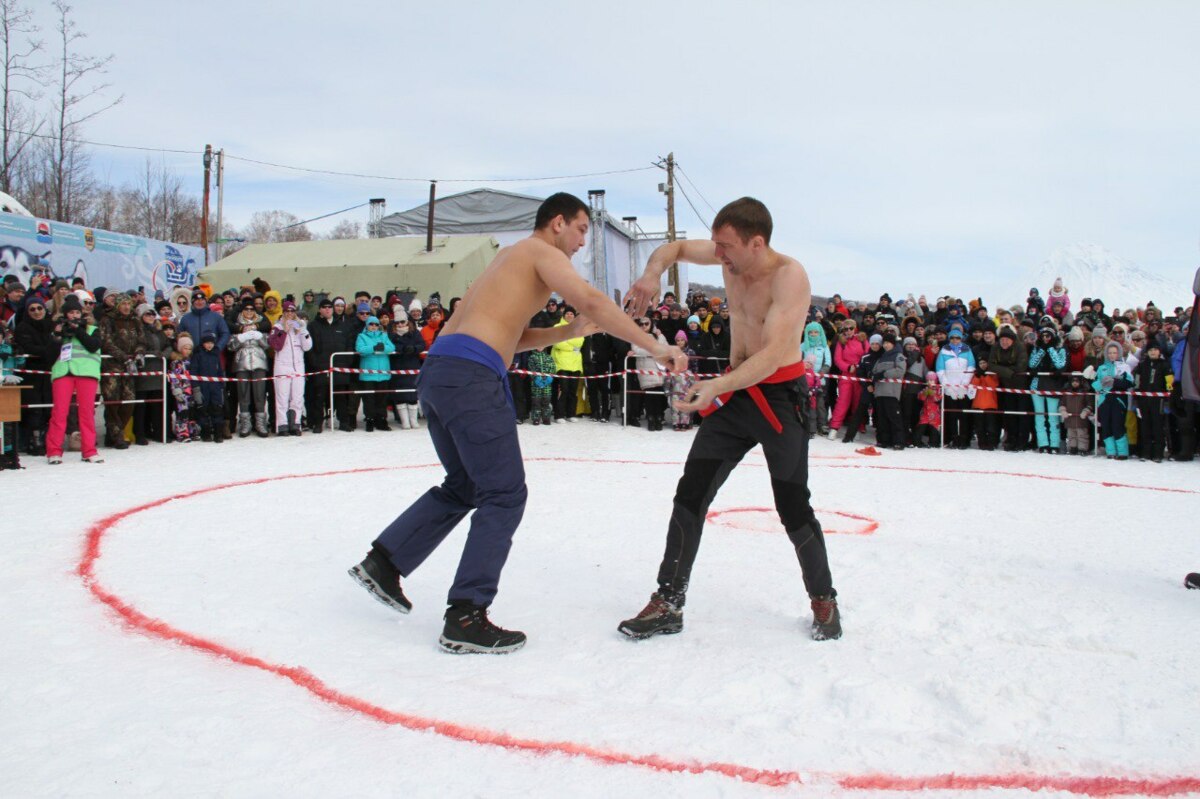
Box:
[428,334,506,379]
[427,334,513,411]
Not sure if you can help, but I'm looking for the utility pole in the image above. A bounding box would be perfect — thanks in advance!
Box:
[202,144,212,264]
[425,180,437,252]
[665,152,680,299]
[214,148,225,261]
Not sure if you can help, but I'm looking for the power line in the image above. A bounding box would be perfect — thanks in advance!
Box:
[2,126,201,155]
[674,179,711,231]
[222,153,658,184]
[3,125,659,184]
[676,164,718,215]
[274,201,369,232]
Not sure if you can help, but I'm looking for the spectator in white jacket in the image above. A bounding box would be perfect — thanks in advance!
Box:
[629,318,669,431]
[935,327,977,448]
[267,299,312,436]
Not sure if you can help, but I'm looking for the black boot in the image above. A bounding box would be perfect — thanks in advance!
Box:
[810,595,842,641]
[364,418,375,432]
[199,425,213,442]
[1185,573,1200,590]
[29,430,45,456]
[287,410,301,436]
[618,592,684,640]
[374,416,391,431]
[347,546,413,613]
[440,604,526,654]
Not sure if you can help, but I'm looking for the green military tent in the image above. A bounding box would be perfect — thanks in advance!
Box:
[198,235,499,300]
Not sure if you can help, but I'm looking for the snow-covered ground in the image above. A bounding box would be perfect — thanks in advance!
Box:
[3,423,1198,798]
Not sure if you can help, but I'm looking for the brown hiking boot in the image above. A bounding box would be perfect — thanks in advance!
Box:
[810,595,842,640]
[618,592,683,640]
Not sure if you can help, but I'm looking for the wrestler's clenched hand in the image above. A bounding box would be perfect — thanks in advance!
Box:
[654,344,690,374]
[674,378,721,413]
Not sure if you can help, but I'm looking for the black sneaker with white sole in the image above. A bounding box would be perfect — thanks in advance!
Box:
[347,545,412,613]
[618,592,684,640]
[439,604,526,654]
[1186,573,1200,590]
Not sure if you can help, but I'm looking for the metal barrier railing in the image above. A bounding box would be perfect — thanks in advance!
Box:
[327,351,418,425]
[13,353,169,446]
[620,354,728,426]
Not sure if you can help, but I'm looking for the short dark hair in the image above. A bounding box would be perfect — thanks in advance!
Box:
[712,197,772,245]
[535,192,588,230]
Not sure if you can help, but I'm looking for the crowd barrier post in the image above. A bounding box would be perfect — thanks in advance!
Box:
[160,359,168,444]
[938,386,945,449]
[622,355,631,427]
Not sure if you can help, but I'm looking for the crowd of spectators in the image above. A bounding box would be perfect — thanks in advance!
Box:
[0,270,1195,469]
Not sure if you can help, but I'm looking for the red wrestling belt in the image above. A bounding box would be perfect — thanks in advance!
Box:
[698,361,807,434]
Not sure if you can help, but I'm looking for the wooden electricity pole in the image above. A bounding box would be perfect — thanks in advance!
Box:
[201,144,212,264]
[665,151,680,299]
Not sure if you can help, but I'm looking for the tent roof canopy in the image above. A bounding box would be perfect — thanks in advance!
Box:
[379,187,648,242]
[202,235,498,273]
[380,188,543,236]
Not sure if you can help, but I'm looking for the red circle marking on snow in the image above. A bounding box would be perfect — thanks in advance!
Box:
[707,506,879,536]
[76,459,1200,796]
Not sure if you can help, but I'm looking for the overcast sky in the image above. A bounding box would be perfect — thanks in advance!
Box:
[46,0,1200,303]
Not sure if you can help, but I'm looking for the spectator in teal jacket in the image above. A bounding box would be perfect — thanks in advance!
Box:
[356,316,396,431]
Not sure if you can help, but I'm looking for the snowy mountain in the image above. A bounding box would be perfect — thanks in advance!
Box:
[1014,243,1187,313]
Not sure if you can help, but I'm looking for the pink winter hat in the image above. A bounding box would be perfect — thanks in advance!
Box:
[674,330,688,343]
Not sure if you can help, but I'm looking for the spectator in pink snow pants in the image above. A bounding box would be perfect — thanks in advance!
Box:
[268,300,311,436]
[44,293,103,464]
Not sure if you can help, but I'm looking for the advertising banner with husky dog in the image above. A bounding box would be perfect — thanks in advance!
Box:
[0,213,201,295]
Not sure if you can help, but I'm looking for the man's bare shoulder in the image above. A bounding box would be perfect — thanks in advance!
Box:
[501,237,571,268]
[770,251,810,290]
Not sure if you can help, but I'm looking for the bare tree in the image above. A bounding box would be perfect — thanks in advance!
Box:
[243,209,313,244]
[0,0,45,195]
[327,219,362,239]
[39,0,121,222]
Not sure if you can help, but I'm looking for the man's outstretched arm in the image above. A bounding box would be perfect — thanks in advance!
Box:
[514,318,598,354]
[534,246,688,373]
[623,240,721,316]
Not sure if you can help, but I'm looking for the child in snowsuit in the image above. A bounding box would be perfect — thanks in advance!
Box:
[969,358,1000,450]
[168,335,201,443]
[227,315,271,438]
[666,330,696,431]
[914,372,942,447]
[190,333,226,443]
[1093,341,1135,459]
[527,347,555,425]
[1135,343,1172,462]
[1059,373,1093,455]
[801,321,831,436]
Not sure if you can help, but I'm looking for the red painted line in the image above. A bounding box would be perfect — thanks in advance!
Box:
[707,506,879,536]
[76,462,1200,796]
[820,463,1200,496]
[837,772,1200,797]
